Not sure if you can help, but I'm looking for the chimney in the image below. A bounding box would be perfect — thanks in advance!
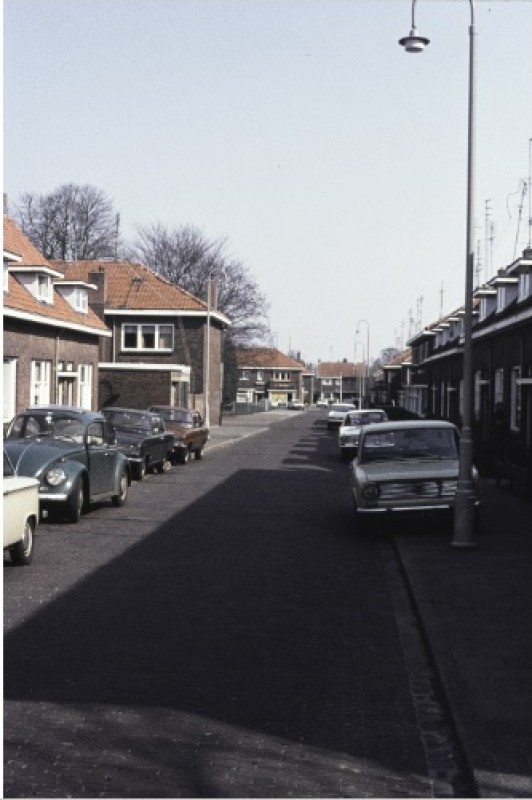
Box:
[88,269,107,319]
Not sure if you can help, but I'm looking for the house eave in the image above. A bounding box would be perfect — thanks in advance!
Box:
[3,307,112,337]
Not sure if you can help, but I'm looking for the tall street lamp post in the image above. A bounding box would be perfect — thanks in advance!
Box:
[354,340,365,410]
[399,0,477,548]
[356,319,370,409]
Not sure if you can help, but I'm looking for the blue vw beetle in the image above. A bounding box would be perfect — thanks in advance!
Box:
[4,405,131,523]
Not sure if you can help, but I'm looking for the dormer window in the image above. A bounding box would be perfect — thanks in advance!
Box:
[519,272,531,301]
[37,274,52,302]
[73,287,88,313]
[497,287,506,313]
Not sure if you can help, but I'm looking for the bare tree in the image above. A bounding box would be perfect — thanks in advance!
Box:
[129,222,269,346]
[15,184,121,260]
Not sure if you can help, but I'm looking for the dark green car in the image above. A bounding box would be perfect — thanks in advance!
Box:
[4,405,131,523]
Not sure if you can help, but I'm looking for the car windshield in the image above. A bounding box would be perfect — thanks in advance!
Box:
[360,427,458,463]
[7,412,85,442]
[157,409,191,424]
[344,412,386,426]
[105,411,152,431]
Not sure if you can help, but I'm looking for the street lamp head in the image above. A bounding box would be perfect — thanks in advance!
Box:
[399,28,430,53]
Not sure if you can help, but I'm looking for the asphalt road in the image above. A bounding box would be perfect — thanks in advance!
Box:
[4,410,456,798]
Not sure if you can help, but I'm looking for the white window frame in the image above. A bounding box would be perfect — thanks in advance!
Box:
[510,366,521,431]
[3,358,17,422]
[494,368,504,409]
[30,360,51,405]
[519,273,531,301]
[79,364,93,409]
[496,287,506,313]
[73,287,88,313]
[37,274,52,302]
[121,323,174,352]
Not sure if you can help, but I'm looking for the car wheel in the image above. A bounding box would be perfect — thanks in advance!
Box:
[194,447,204,460]
[66,477,85,523]
[178,448,190,465]
[9,518,35,566]
[112,469,128,507]
[133,458,147,481]
[158,458,172,473]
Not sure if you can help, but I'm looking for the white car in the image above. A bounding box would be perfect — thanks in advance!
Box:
[327,403,357,430]
[338,409,388,460]
[3,450,39,565]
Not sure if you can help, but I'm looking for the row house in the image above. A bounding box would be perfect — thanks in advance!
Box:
[52,260,231,423]
[3,216,110,424]
[406,247,532,484]
[235,347,304,407]
[315,360,366,405]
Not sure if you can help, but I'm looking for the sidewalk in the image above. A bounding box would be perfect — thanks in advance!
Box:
[395,481,532,798]
[207,411,532,797]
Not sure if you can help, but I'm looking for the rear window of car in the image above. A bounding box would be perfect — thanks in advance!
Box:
[361,427,458,462]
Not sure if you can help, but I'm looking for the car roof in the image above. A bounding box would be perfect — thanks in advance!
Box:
[147,405,191,412]
[23,405,103,422]
[362,419,457,434]
[102,407,159,416]
[345,409,386,415]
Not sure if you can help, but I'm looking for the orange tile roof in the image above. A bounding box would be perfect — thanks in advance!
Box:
[316,361,364,378]
[3,216,50,266]
[3,217,109,334]
[236,346,305,370]
[53,260,208,312]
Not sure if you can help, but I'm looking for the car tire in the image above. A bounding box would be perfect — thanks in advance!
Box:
[178,448,190,465]
[133,458,147,481]
[194,447,204,460]
[112,469,128,507]
[66,477,85,523]
[9,518,35,566]
[157,458,172,473]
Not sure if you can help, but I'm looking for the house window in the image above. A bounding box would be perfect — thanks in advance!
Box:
[510,367,521,431]
[519,273,531,301]
[474,371,482,420]
[79,364,93,409]
[494,368,504,412]
[3,358,17,422]
[73,287,88,313]
[30,360,51,405]
[273,371,289,381]
[496,287,506,313]
[122,323,174,351]
[37,274,52,302]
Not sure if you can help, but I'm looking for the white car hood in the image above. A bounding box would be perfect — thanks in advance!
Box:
[355,458,460,483]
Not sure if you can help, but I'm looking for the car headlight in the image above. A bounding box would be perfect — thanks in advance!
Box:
[46,466,67,486]
[362,483,380,501]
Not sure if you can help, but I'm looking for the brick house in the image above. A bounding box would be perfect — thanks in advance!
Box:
[315,360,365,405]
[235,347,304,407]
[3,216,110,423]
[405,247,532,487]
[53,260,230,424]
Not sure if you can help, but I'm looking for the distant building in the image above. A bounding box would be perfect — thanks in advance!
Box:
[235,346,305,407]
[315,360,365,405]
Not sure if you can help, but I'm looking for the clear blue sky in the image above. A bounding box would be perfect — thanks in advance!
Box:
[4,0,532,365]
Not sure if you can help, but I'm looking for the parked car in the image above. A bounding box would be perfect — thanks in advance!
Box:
[101,408,175,480]
[316,399,329,408]
[3,450,39,565]
[4,406,130,523]
[338,409,388,460]
[147,406,209,464]
[350,420,480,533]
[327,403,357,430]
[287,399,305,410]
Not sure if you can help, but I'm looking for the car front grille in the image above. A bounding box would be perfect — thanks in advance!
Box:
[379,480,457,500]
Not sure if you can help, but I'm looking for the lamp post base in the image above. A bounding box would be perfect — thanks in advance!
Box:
[451,481,478,549]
